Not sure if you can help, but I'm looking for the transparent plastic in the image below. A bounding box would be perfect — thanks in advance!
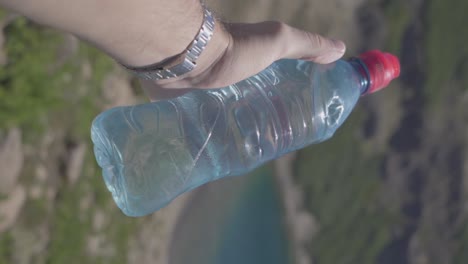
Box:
[91,58,371,216]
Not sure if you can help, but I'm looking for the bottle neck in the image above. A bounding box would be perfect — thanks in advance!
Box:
[349,58,371,96]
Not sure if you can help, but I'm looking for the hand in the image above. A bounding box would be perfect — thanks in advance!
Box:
[0,0,345,101]
[140,20,346,101]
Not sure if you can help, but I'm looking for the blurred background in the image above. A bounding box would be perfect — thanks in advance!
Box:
[0,0,467,263]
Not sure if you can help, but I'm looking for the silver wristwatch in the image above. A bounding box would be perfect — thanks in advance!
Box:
[124,8,215,80]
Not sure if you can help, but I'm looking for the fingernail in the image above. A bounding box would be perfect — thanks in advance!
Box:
[331,39,346,52]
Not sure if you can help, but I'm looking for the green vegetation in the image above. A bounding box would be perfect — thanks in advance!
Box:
[0,17,64,131]
[294,0,468,262]
[381,0,411,55]
[382,0,468,106]
[425,0,468,105]
[46,178,93,264]
[46,154,139,264]
[0,15,113,140]
[2,0,468,262]
[0,232,13,264]
[57,42,114,140]
[294,111,395,264]
[454,222,468,264]
[0,11,136,264]
[21,196,48,228]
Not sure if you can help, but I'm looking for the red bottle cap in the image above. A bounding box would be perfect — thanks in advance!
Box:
[359,50,400,94]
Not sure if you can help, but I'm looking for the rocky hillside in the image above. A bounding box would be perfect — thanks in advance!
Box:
[0,0,467,263]
[291,0,468,263]
[0,11,190,264]
[213,0,468,263]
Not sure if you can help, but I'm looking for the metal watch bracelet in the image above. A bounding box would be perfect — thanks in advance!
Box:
[123,8,215,80]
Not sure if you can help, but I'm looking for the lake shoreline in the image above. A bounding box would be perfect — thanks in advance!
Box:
[273,153,319,264]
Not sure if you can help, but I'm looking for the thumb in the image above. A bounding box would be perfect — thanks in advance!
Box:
[228,21,346,63]
[198,21,346,88]
[278,23,346,63]
[227,21,346,64]
[142,21,347,94]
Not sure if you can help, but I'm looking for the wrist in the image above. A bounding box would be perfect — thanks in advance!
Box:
[100,3,231,87]
[139,20,231,99]
[124,7,217,80]
[135,16,231,85]
[85,0,207,67]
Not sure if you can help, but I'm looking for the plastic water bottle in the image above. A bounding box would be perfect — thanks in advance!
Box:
[91,50,400,216]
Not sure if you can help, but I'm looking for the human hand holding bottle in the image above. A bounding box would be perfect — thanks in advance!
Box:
[0,0,346,100]
[0,0,374,218]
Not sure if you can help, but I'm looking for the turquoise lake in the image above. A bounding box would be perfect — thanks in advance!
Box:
[169,166,291,264]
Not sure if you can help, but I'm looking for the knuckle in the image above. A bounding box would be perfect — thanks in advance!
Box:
[261,21,291,58]
[261,21,289,39]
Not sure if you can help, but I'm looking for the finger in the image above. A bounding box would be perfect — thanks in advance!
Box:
[280,24,346,63]
[227,21,346,63]
[193,21,346,88]
[142,21,347,93]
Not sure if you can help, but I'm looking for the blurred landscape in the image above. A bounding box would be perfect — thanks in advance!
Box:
[0,0,467,263]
